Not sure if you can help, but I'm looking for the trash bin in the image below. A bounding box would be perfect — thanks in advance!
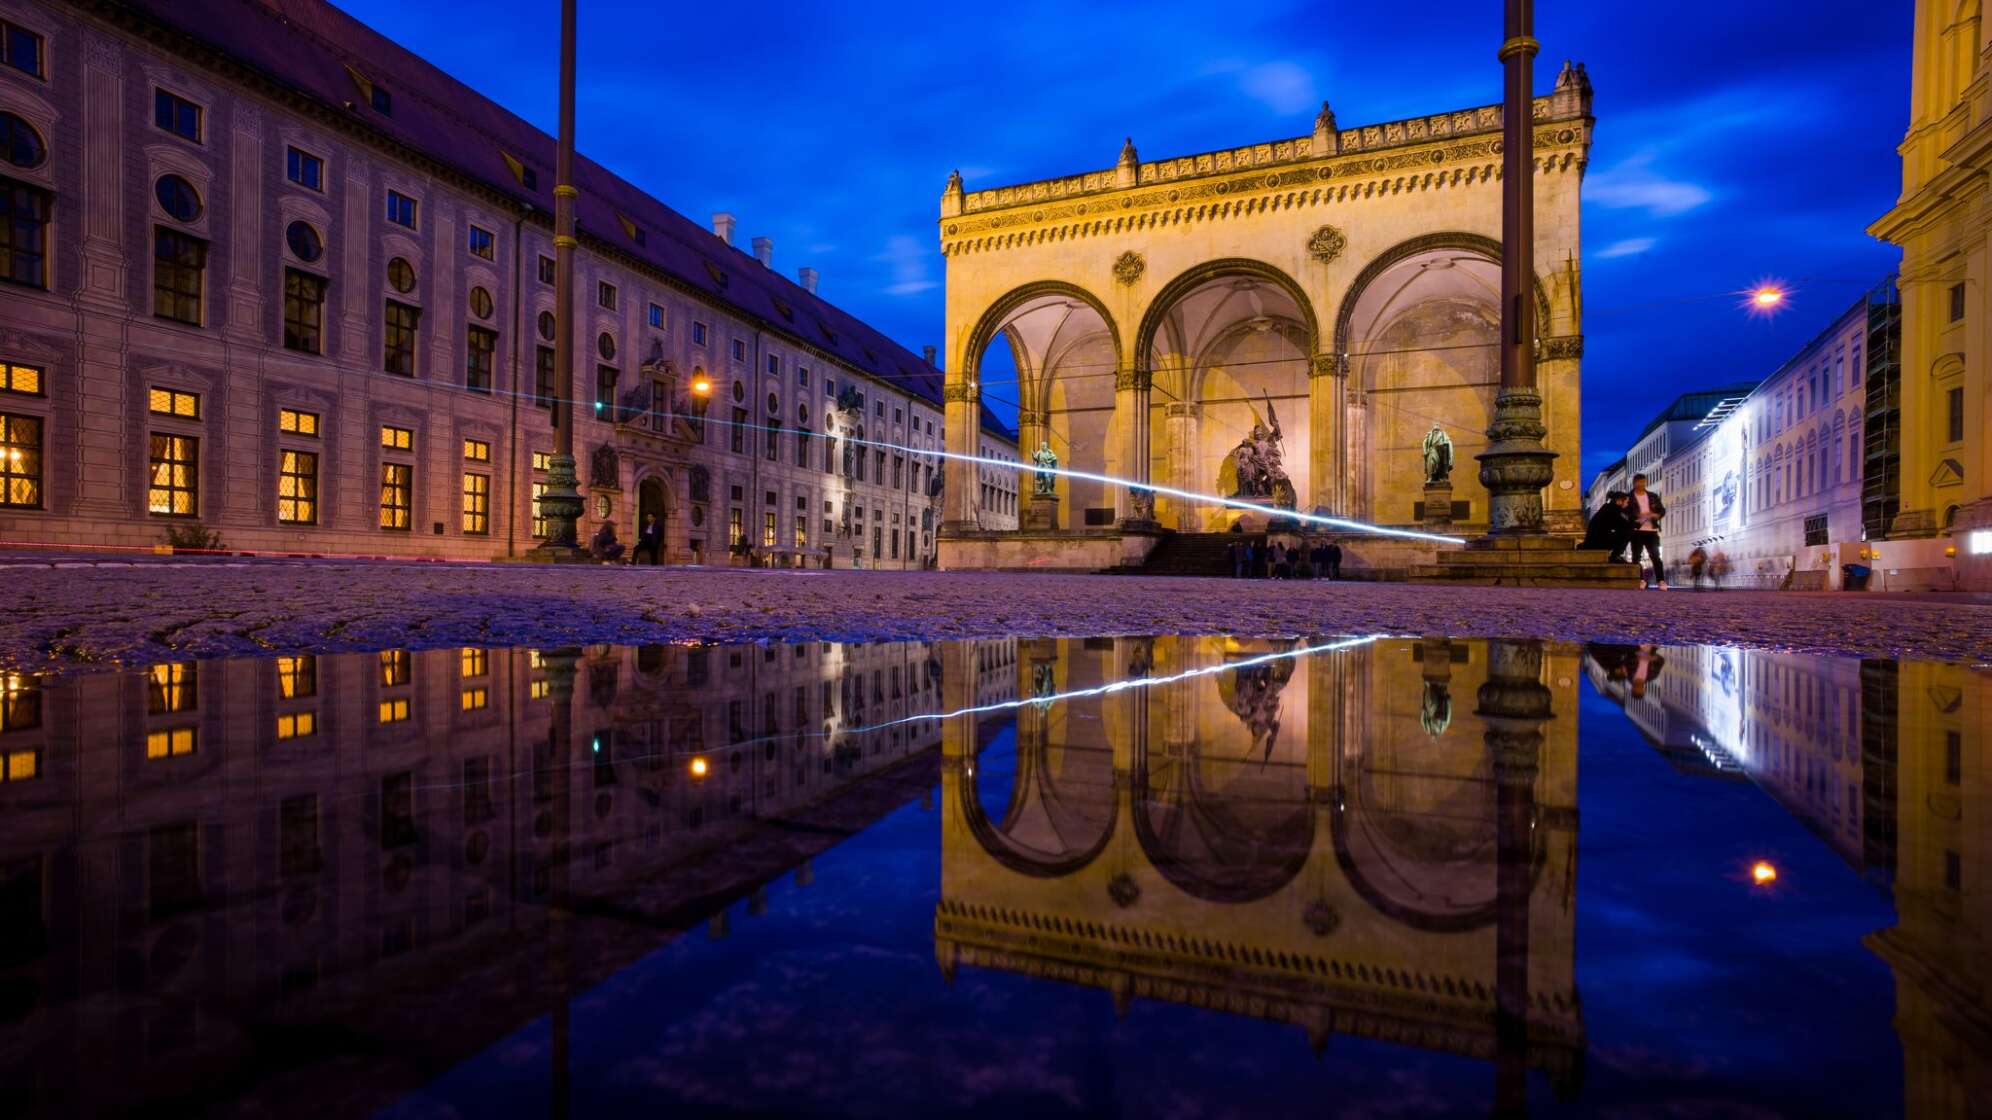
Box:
[1842,563,1871,591]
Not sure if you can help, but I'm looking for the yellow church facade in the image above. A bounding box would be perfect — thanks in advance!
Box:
[935,67,1594,571]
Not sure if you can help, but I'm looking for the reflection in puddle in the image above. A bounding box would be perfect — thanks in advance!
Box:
[0,637,1982,1117]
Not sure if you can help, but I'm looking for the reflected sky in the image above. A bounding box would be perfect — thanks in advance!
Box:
[0,637,1980,1118]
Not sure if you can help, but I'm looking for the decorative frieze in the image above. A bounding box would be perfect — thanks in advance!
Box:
[942,382,979,404]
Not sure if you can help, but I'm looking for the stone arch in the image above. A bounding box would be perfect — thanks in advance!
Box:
[1134,257,1320,377]
[1329,232,1551,362]
[961,279,1122,381]
[959,738,1118,879]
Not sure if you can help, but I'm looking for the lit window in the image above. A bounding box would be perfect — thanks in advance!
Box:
[467,225,495,260]
[277,449,318,524]
[1,748,36,782]
[145,727,197,758]
[385,189,417,229]
[380,425,413,451]
[2,19,46,79]
[147,663,196,713]
[532,450,553,471]
[0,362,41,397]
[377,698,410,724]
[153,88,201,142]
[275,711,317,740]
[378,649,411,687]
[531,479,547,538]
[463,438,490,462]
[147,433,198,516]
[278,408,319,437]
[462,471,489,535]
[529,678,550,700]
[461,648,488,678]
[379,463,412,530]
[460,687,488,711]
[149,387,201,419]
[276,655,316,699]
[0,412,41,508]
[0,672,37,735]
[286,146,323,190]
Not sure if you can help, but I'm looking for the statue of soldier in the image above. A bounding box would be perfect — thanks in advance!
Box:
[1421,424,1454,485]
[1031,442,1059,496]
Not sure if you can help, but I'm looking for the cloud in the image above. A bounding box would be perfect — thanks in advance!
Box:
[1239,61,1316,115]
[1597,237,1657,259]
[875,234,936,296]
[1588,154,1713,217]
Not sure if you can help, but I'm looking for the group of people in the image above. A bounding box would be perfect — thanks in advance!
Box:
[588,513,666,565]
[1579,472,1670,589]
[1227,538,1342,580]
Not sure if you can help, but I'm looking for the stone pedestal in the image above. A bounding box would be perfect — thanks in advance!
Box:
[1024,494,1059,531]
[1423,481,1454,530]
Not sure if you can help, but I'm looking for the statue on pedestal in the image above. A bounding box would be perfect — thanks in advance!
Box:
[1031,442,1059,496]
[1422,424,1454,485]
[1227,393,1293,507]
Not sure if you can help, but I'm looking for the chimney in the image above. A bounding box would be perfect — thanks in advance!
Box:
[922,345,936,367]
[751,237,773,269]
[711,212,736,245]
[798,267,819,294]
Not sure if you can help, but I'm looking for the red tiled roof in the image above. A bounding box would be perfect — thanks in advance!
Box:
[109,0,1013,440]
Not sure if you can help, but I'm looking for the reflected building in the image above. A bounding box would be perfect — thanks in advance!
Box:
[934,636,1584,1097]
[0,640,1016,1116]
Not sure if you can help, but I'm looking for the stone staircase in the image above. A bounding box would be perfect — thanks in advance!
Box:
[1410,534,1643,588]
[1109,532,1262,577]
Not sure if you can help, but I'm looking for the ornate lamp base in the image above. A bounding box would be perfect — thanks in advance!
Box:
[525,453,591,563]
[1476,389,1557,536]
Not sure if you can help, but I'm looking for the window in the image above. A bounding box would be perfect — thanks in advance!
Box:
[0,361,40,396]
[462,472,490,534]
[385,189,417,228]
[1803,513,1827,547]
[277,655,316,699]
[466,326,497,393]
[763,511,776,547]
[384,300,419,374]
[730,408,747,454]
[598,281,616,310]
[532,451,553,471]
[278,449,318,524]
[378,698,409,724]
[152,228,207,325]
[595,365,617,418]
[284,221,322,263]
[147,434,198,516]
[767,354,780,376]
[285,146,322,190]
[0,412,40,508]
[154,174,201,222]
[648,302,664,328]
[2,20,45,79]
[467,224,495,260]
[765,419,779,461]
[535,346,555,409]
[379,463,411,530]
[283,269,325,353]
[731,339,746,362]
[387,256,416,293]
[795,427,809,467]
[380,425,412,451]
[153,88,201,142]
[149,387,200,419]
[145,727,196,759]
[535,255,555,286]
[597,332,616,361]
[369,83,393,115]
[1948,386,1965,443]
[468,286,493,321]
[795,516,807,548]
[1950,282,1966,323]
[0,175,51,288]
[692,321,708,346]
[728,507,743,547]
[531,480,548,537]
[463,437,490,462]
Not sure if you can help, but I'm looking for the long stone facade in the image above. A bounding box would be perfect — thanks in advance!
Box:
[935,66,1593,570]
[0,0,1012,568]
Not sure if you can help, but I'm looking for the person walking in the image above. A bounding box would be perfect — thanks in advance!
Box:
[1625,473,1667,589]
[632,512,664,565]
[1688,546,1708,591]
[1325,541,1343,580]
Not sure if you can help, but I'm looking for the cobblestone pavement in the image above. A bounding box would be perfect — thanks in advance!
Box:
[3,555,1989,671]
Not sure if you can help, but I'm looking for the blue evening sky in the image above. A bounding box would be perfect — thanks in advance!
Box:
[336,0,1911,478]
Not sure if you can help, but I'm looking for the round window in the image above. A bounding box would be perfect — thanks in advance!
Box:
[154,174,202,222]
[691,506,705,527]
[387,257,416,293]
[766,391,779,414]
[284,220,322,262]
[597,332,616,361]
[537,310,556,340]
[731,381,745,403]
[0,112,47,170]
[798,403,810,424]
[470,286,494,319]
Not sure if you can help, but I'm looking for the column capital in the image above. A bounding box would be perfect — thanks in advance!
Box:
[1017,408,1043,427]
[1310,353,1347,378]
[943,382,980,404]
[1536,334,1584,362]
[1115,367,1151,391]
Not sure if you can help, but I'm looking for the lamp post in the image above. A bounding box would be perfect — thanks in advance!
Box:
[531,0,586,561]
[1476,0,1557,536]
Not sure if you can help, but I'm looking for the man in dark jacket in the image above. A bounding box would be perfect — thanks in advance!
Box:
[1580,491,1631,562]
[1626,473,1667,588]
[633,513,664,565]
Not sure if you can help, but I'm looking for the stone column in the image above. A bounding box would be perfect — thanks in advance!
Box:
[1113,365,1152,526]
[1475,638,1549,1117]
[1163,402,1201,529]
[941,380,980,532]
[1345,386,1370,521]
[1536,334,1585,534]
[1309,354,1344,516]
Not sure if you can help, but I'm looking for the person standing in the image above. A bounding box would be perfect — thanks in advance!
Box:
[633,512,664,565]
[1227,540,1244,579]
[1325,541,1343,580]
[1626,474,1667,589]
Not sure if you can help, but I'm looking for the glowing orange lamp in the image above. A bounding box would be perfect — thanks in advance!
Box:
[689,756,709,778]
[1750,860,1778,886]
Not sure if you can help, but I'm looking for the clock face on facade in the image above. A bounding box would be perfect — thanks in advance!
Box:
[596,496,611,519]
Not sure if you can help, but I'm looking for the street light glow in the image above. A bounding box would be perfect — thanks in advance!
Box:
[691,376,712,396]
[1750,860,1778,885]
[689,756,709,778]
[1742,279,1792,317]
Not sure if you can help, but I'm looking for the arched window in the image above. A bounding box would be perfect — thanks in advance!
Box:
[0,112,47,169]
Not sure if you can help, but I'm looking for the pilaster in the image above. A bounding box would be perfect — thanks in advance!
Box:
[1308,353,1345,517]
[73,35,130,519]
[1112,365,1151,526]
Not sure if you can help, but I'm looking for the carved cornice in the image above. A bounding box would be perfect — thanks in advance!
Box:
[1537,334,1584,361]
[1112,250,1145,286]
[943,383,980,404]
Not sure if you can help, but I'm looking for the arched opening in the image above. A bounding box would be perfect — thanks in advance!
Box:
[1138,260,1318,530]
[637,473,671,563]
[964,283,1120,531]
[1335,238,1520,525]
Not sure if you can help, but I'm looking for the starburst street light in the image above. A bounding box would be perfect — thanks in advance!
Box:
[690,374,712,397]
[1743,280,1791,317]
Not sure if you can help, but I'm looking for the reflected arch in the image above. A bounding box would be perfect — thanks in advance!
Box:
[960,729,1119,878]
